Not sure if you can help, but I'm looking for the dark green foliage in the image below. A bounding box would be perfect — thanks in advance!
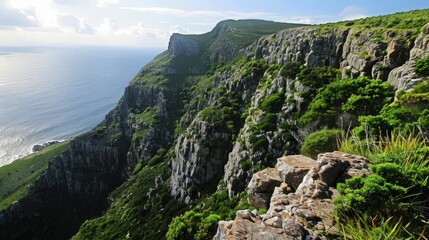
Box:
[249,135,269,150]
[242,59,268,79]
[280,62,302,79]
[258,113,277,131]
[148,155,162,166]
[301,129,342,159]
[73,163,186,240]
[414,55,429,77]
[335,174,407,219]
[260,92,285,113]
[369,163,410,186]
[296,66,339,88]
[355,80,429,136]
[197,105,241,132]
[166,190,253,239]
[299,77,394,127]
[344,21,355,26]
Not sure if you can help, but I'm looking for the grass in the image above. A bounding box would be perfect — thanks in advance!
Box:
[337,213,419,240]
[0,141,69,210]
[340,130,428,165]
[337,130,429,239]
[315,9,429,43]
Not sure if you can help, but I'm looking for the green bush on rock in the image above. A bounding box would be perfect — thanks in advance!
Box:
[301,129,342,159]
[414,55,429,77]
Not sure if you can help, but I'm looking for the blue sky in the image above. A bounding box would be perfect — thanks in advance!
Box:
[0,0,428,48]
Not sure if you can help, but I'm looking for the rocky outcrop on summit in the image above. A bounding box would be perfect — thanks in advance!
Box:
[253,24,429,90]
[215,152,370,239]
[168,33,200,57]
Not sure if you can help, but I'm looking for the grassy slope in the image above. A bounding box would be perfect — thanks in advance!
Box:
[0,141,69,210]
[188,19,307,49]
[316,9,429,39]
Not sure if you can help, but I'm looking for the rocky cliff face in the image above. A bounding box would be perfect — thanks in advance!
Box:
[215,152,370,239]
[168,33,200,56]
[221,22,429,197]
[0,67,173,239]
[1,14,428,240]
[253,23,429,92]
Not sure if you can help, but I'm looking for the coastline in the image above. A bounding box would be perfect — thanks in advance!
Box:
[0,139,68,168]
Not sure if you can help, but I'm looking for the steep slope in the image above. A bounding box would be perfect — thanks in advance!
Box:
[74,9,429,239]
[1,9,429,240]
[0,20,304,240]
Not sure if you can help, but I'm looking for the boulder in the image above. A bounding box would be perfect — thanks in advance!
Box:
[247,168,282,209]
[275,155,316,190]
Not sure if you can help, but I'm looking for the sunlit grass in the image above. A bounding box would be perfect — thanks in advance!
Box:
[0,141,69,210]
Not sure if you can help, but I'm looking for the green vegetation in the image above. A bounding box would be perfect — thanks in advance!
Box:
[188,20,307,51]
[299,77,394,127]
[336,131,429,239]
[301,129,342,159]
[260,92,285,113]
[73,161,185,240]
[318,9,429,40]
[166,190,253,240]
[33,10,429,240]
[0,141,69,210]
[414,55,429,77]
[355,80,429,137]
[280,62,303,79]
[131,52,171,87]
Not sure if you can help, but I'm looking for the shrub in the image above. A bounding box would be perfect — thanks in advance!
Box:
[280,62,302,79]
[299,77,394,127]
[250,136,269,150]
[260,92,285,113]
[258,113,277,131]
[334,174,407,218]
[414,55,429,76]
[301,129,342,159]
[148,155,162,166]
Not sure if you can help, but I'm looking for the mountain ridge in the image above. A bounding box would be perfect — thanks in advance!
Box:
[0,9,428,239]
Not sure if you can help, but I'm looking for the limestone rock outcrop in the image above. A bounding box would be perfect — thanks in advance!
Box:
[170,120,232,203]
[168,33,200,56]
[247,168,282,209]
[215,152,370,239]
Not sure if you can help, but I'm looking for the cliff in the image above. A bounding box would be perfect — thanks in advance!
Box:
[1,10,428,240]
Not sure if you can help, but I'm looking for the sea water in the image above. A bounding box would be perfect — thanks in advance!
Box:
[0,46,161,166]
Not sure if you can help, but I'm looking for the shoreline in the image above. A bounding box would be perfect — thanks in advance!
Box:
[0,139,68,168]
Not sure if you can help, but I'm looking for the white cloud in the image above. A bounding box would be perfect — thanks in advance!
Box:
[340,5,368,21]
[0,2,37,28]
[57,13,95,33]
[121,6,272,19]
[8,0,95,34]
[96,17,171,39]
[97,0,120,8]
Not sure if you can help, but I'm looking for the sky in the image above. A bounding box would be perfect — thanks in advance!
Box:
[0,0,428,48]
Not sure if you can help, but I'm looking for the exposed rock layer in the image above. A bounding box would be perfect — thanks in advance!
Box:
[215,152,370,239]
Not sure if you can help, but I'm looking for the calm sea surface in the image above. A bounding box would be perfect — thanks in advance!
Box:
[0,46,161,166]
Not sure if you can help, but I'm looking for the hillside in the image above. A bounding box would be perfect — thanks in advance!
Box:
[1,10,429,240]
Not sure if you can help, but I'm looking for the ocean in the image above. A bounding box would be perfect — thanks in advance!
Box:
[0,46,161,166]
